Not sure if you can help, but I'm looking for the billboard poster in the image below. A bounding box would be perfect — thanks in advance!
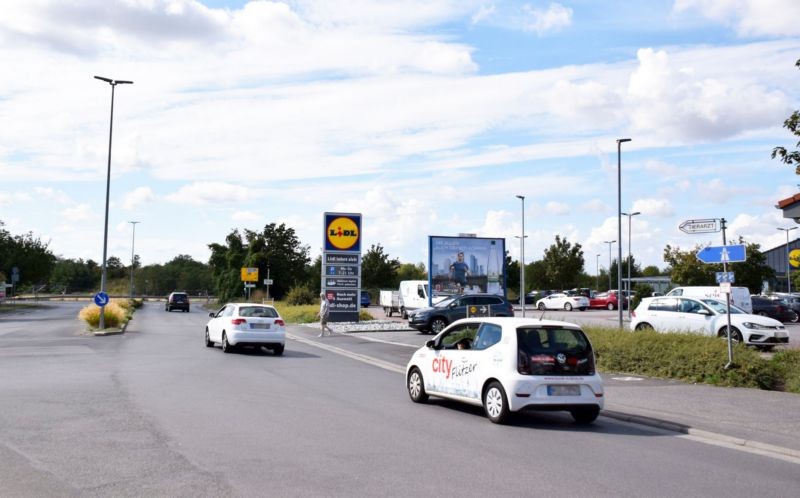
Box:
[429,236,506,298]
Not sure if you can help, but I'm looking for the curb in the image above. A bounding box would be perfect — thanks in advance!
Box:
[92,319,130,336]
[602,410,800,462]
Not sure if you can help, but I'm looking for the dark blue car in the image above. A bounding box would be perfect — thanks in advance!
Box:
[360,290,371,307]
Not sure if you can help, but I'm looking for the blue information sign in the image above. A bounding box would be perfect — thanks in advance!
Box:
[696,244,746,264]
[94,291,110,307]
[715,271,735,283]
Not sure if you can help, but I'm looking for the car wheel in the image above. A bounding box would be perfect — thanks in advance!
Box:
[790,312,800,323]
[564,302,573,311]
[483,381,510,424]
[431,318,447,334]
[272,344,284,356]
[570,406,600,424]
[579,307,586,312]
[205,328,214,348]
[634,322,653,331]
[385,307,392,317]
[407,368,428,403]
[221,332,234,353]
[607,303,615,311]
[538,303,545,311]
[720,326,743,343]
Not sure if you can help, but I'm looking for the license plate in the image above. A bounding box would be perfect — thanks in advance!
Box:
[250,323,270,330]
[547,385,580,396]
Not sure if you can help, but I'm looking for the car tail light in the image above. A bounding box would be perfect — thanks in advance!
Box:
[231,318,247,325]
[777,305,785,313]
[517,352,531,375]
[275,319,285,326]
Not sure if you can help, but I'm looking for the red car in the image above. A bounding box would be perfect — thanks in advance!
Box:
[589,290,627,310]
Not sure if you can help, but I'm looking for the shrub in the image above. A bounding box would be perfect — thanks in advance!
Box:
[359,309,374,321]
[78,302,128,329]
[285,285,316,306]
[771,350,800,393]
[131,298,144,309]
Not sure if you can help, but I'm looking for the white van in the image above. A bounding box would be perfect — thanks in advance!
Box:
[399,280,446,317]
[666,286,752,313]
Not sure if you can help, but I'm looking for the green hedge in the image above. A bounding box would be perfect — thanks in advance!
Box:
[585,326,798,392]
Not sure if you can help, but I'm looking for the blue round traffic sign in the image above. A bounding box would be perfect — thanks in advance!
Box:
[94,291,110,307]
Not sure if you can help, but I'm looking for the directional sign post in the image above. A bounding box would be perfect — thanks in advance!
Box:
[93,291,110,307]
[696,244,746,264]
[679,219,720,234]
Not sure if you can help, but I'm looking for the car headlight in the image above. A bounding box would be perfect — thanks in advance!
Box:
[742,322,767,329]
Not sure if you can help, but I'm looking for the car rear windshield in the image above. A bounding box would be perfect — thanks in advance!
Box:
[238,306,279,318]
[171,293,187,302]
[516,327,595,376]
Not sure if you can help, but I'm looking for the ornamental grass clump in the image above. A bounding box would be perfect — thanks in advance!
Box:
[78,301,128,329]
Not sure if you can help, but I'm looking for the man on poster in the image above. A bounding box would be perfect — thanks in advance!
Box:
[449,251,470,292]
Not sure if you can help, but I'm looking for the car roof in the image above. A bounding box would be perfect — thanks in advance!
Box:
[230,303,277,308]
[449,316,583,329]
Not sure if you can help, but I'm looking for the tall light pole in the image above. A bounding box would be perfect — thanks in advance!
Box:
[596,253,601,290]
[604,240,616,290]
[621,211,640,320]
[516,195,526,317]
[95,75,133,329]
[128,221,140,299]
[616,137,631,329]
[778,227,797,293]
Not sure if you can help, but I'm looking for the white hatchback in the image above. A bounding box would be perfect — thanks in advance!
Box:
[405,317,604,424]
[630,297,789,350]
[535,293,590,311]
[205,303,286,355]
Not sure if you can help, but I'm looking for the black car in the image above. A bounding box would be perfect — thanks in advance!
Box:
[407,294,515,334]
[750,296,797,322]
[165,291,190,312]
[774,293,800,323]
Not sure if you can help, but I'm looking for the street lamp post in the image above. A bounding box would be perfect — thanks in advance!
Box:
[616,138,631,329]
[128,221,140,299]
[778,227,798,293]
[95,75,133,329]
[604,240,616,290]
[516,195,526,317]
[621,211,641,320]
[596,254,601,290]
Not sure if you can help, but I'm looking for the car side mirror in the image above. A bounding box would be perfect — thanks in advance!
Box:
[209,312,215,318]
[425,340,435,349]
[698,309,711,316]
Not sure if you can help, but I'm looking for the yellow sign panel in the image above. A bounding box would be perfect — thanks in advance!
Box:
[790,249,800,268]
[326,216,360,250]
[241,267,259,282]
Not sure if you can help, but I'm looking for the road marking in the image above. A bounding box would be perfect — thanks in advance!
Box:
[611,376,644,381]
[347,333,419,348]
[289,331,800,465]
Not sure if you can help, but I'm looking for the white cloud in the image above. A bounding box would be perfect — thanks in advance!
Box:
[632,198,674,217]
[626,47,788,142]
[470,4,496,25]
[545,201,570,215]
[122,187,156,211]
[727,210,789,250]
[522,3,573,35]
[697,178,758,204]
[61,203,94,221]
[674,0,800,37]
[33,187,71,204]
[232,210,261,222]
[165,182,260,205]
[0,192,32,206]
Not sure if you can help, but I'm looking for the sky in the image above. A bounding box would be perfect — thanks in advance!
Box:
[1,0,799,277]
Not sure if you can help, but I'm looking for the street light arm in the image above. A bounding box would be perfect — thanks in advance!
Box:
[94,75,113,83]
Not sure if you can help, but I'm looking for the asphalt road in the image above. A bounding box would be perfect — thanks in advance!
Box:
[0,302,798,497]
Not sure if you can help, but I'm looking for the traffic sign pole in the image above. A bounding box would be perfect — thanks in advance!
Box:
[720,219,734,370]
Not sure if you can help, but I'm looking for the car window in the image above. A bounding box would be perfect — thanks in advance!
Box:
[222,306,235,317]
[679,298,706,314]
[473,323,502,350]
[239,306,278,318]
[475,296,500,305]
[649,298,678,312]
[439,323,480,349]
[516,327,594,375]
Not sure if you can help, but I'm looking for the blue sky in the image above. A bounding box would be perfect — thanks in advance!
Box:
[1,0,799,276]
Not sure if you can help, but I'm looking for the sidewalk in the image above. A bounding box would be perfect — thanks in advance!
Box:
[599,375,800,459]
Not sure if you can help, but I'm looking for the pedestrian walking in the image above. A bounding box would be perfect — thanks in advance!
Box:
[318,292,334,337]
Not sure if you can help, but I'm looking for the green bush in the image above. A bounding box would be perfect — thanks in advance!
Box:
[285,285,316,306]
[359,309,374,321]
[131,298,144,309]
[585,326,780,390]
[78,302,128,329]
[771,350,800,392]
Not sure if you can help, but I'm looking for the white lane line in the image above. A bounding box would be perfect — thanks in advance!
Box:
[289,331,800,465]
[286,332,405,374]
[347,333,419,348]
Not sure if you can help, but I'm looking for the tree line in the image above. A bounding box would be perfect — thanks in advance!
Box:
[0,218,779,300]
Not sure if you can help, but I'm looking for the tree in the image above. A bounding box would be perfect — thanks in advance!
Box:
[505,253,520,297]
[730,239,774,293]
[361,244,400,290]
[541,235,584,289]
[772,59,800,174]
[525,260,548,290]
[663,244,715,286]
[396,262,426,284]
[0,220,56,287]
[642,265,662,277]
[50,258,98,293]
[609,255,641,291]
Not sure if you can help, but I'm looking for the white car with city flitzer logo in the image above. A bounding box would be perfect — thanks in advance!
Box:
[405,317,604,424]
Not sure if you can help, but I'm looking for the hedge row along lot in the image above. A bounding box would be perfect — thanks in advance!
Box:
[585,326,800,394]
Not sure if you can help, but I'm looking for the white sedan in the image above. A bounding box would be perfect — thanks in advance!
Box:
[406,317,604,424]
[535,293,589,311]
[205,303,286,355]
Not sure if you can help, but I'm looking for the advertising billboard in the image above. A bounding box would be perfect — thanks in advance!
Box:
[322,212,362,322]
[429,236,506,297]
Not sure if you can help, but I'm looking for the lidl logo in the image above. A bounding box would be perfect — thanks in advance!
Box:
[326,216,360,250]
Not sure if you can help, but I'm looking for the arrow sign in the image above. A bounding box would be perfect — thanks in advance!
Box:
[93,291,109,307]
[679,219,719,234]
[696,244,746,264]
